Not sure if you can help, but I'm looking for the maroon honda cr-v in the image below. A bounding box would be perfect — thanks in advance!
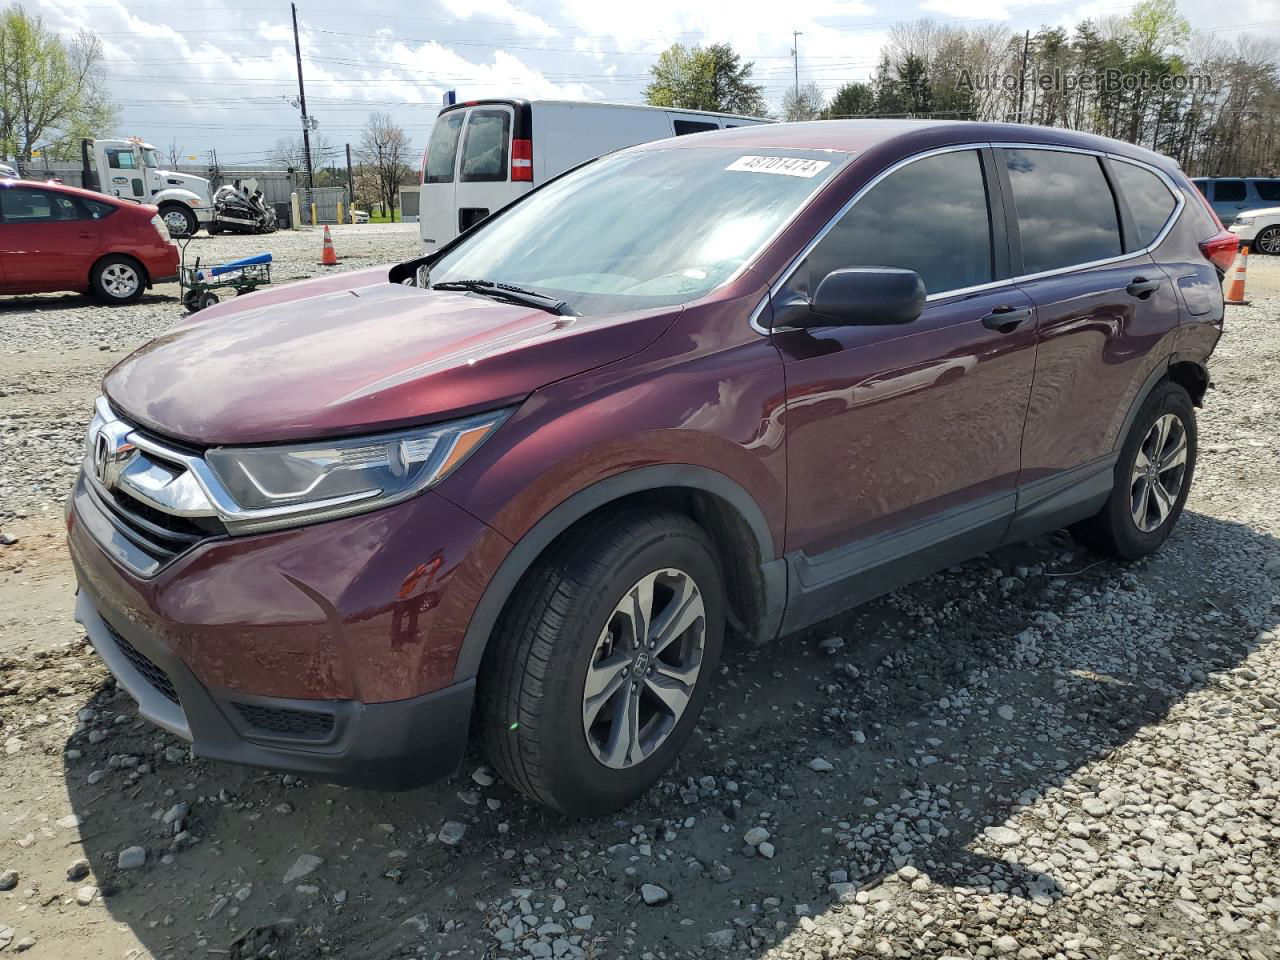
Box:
[68,120,1237,814]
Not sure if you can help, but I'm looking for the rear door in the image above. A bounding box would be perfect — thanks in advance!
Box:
[1003,147,1181,488]
[454,104,515,236]
[419,109,465,252]
[0,185,100,291]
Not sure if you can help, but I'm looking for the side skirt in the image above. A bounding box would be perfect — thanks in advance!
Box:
[779,456,1116,635]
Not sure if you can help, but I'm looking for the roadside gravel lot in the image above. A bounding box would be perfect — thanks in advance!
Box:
[1,230,1278,960]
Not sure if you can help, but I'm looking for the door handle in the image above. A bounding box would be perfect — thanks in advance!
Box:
[980,306,1032,332]
[1126,276,1161,299]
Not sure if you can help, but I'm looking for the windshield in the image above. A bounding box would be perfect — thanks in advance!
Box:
[429,147,846,315]
[141,148,161,169]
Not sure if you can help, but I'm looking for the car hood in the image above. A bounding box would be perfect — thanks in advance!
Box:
[1236,206,1280,219]
[103,269,678,445]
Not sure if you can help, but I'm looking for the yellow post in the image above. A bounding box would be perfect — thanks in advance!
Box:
[310,202,317,226]
[336,201,343,226]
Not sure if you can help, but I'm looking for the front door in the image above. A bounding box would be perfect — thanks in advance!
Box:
[772,147,1038,629]
[99,144,146,203]
[0,185,99,291]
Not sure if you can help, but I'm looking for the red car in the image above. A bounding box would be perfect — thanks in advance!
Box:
[0,179,178,304]
[68,121,1232,814]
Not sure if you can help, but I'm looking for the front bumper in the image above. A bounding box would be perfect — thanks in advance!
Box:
[1229,224,1259,241]
[74,588,473,789]
[66,469,511,789]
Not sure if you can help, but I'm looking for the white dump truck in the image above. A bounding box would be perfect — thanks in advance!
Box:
[80,137,212,237]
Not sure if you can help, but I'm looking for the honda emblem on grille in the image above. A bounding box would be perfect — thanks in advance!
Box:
[92,422,136,490]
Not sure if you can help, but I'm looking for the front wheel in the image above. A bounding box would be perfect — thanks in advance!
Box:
[479,511,725,815]
[1255,225,1280,256]
[160,203,198,239]
[1072,380,1196,559]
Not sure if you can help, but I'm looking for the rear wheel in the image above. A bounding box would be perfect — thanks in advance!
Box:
[160,203,198,239]
[1072,380,1196,559]
[1255,225,1280,256]
[478,511,725,815]
[90,256,145,304]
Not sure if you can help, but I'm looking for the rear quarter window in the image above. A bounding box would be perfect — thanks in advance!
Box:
[1110,160,1178,247]
[1254,180,1280,203]
[673,120,719,135]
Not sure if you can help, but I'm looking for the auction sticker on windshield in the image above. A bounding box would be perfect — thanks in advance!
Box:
[725,156,832,177]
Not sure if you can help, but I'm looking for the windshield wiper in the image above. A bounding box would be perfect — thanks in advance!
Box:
[431,279,575,316]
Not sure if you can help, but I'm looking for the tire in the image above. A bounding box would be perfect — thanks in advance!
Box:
[160,203,198,239]
[198,292,220,310]
[1255,225,1280,256]
[1071,380,1196,560]
[90,255,146,304]
[478,510,725,815]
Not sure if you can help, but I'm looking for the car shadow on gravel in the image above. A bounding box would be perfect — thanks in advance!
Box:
[0,292,176,313]
[58,509,1278,959]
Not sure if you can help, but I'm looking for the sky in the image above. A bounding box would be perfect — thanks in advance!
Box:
[29,0,1280,168]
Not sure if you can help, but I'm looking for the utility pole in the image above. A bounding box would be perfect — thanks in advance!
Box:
[345,142,354,220]
[291,2,315,221]
[1016,30,1030,123]
[792,31,803,105]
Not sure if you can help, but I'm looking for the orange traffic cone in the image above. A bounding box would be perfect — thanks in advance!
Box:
[1224,244,1249,305]
[319,225,340,266]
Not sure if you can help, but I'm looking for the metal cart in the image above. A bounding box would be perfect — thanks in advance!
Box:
[179,239,273,313]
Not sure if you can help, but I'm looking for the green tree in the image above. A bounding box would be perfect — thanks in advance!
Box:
[827,81,875,118]
[0,6,116,162]
[644,43,768,116]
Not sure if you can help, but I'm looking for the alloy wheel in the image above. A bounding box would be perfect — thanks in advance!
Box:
[1257,226,1280,256]
[582,567,706,769]
[101,263,140,299]
[1130,412,1188,533]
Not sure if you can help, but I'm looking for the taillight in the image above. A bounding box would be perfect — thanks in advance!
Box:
[511,138,532,182]
[1200,231,1239,273]
[1187,183,1238,273]
[420,147,429,186]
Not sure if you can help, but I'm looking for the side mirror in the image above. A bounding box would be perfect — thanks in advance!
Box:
[783,267,926,328]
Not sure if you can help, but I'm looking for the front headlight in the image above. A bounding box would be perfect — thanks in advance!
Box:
[1234,216,1254,226]
[204,411,509,523]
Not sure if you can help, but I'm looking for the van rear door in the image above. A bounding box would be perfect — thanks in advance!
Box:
[454,104,517,237]
[419,109,465,252]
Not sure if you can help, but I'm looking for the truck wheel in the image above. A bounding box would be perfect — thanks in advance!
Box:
[160,203,198,238]
[90,256,145,304]
[1071,380,1196,560]
[479,510,725,815]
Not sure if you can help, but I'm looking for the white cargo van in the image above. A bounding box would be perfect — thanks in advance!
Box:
[418,98,771,252]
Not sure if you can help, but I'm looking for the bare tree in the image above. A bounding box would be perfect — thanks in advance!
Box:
[166,139,185,169]
[781,82,826,121]
[359,112,413,219]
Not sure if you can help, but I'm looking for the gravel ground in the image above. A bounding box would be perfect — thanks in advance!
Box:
[0,238,1278,960]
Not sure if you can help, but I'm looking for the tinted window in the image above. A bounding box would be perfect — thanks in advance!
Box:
[424,112,464,184]
[673,120,719,135]
[106,148,137,170]
[1111,160,1177,247]
[1005,149,1121,273]
[1192,180,1208,197]
[460,109,510,182]
[806,149,993,297]
[1214,180,1246,202]
[1254,180,1280,203]
[0,188,79,222]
